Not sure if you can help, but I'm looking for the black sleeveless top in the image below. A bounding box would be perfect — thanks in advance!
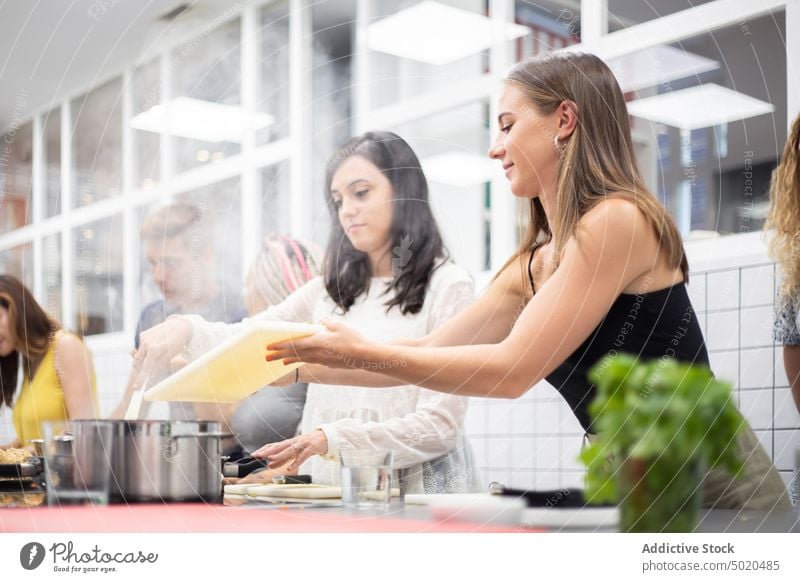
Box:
[528,249,711,433]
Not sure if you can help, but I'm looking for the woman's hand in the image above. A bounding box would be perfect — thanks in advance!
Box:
[129,317,193,390]
[251,430,329,473]
[266,318,372,370]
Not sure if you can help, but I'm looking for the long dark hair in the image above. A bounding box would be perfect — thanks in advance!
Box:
[323,131,446,315]
[0,275,60,408]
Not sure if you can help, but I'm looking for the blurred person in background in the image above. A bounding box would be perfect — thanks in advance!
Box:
[194,234,322,457]
[0,275,97,449]
[766,111,800,507]
[110,202,246,419]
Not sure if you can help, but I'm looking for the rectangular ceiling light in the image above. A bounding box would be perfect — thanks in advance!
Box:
[626,84,774,130]
[130,97,274,143]
[422,151,500,186]
[367,0,529,66]
[608,45,720,94]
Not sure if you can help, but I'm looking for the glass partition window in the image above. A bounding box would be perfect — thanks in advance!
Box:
[172,18,243,174]
[72,78,123,208]
[367,0,515,109]
[607,0,715,32]
[132,60,160,189]
[136,178,244,324]
[74,214,124,336]
[257,1,291,146]
[43,108,61,218]
[42,234,62,323]
[0,121,33,229]
[260,161,291,240]
[393,100,493,274]
[0,243,33,290]
[615,13,786,236]
[514,0,580,59]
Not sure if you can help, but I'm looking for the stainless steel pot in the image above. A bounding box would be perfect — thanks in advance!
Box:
[103,420,230,503]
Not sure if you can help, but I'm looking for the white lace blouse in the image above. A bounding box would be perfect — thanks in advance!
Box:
[183,262,481,494]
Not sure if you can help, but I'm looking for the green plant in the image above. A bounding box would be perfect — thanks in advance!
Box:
[580,354,744,517]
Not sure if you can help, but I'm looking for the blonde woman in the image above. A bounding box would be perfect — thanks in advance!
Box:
[766,112,800,506]
[270,53,789,510]
[225,235,322,454]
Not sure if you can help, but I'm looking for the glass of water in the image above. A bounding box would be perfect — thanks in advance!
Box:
[340,449,393,509]
[42,420,114,506]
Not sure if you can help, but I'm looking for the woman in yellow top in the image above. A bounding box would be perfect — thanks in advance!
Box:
[0,275,97,448]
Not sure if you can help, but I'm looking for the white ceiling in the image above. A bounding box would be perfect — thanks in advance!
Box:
[0,0,249,132]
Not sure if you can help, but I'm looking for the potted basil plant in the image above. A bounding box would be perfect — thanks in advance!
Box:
[580,354,744,532]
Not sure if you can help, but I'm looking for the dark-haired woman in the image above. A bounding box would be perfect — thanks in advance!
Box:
[0,275,97,449]
[130,132,478,494]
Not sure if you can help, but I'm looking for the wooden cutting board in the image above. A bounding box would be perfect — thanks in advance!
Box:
[144,321,324,403]
[244,484,343,499]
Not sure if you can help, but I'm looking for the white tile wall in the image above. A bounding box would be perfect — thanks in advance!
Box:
[740,306,775,349]
[686,276,707,313]
[709,349,739,385]
[774,388,800,430]
[774,430,799,472]
[741,264,775,308]
[707,270,740,311]
[707,311,739,351]
[775,347,790,387]
[739,347,773,389]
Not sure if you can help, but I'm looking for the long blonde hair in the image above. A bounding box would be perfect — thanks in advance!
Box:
[765,113,800,297]
[497,52,687,283]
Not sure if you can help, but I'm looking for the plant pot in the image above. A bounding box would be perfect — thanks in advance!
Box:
[618,456,704,532]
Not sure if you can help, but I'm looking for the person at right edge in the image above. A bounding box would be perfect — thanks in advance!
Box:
[766,111,800,507]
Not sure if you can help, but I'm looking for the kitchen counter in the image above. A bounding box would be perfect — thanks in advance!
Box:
[1,501,798,533]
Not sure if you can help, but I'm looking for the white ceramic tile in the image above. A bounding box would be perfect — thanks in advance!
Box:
[468,437,487,468]
[530,381,558,402]
[707,311,739,351]
[532,401,563,434]
[505,470,536,490]
[484,437,511,468]
[740,306,776,349]
[709,350,739,386]
[560,401,586,435]
[510,435,535,470]
[775,348,790,387]
[739,389,772,430]
[739,347,773,389]
[534,436,562,469]
[773,430,800,471]
[686,274,707,312]
[531,470,562,490]
[561,471,586,489]
[510,395,535,435]
[486,402,512,435]
[774,388,800,430]
[740,264,775,308]
[707,269,740,311]
[754,430,772,458]
[561,436,584,471]
[464,399,487,435]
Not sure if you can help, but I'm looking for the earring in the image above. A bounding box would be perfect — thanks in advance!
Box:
[553,135,563,151]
